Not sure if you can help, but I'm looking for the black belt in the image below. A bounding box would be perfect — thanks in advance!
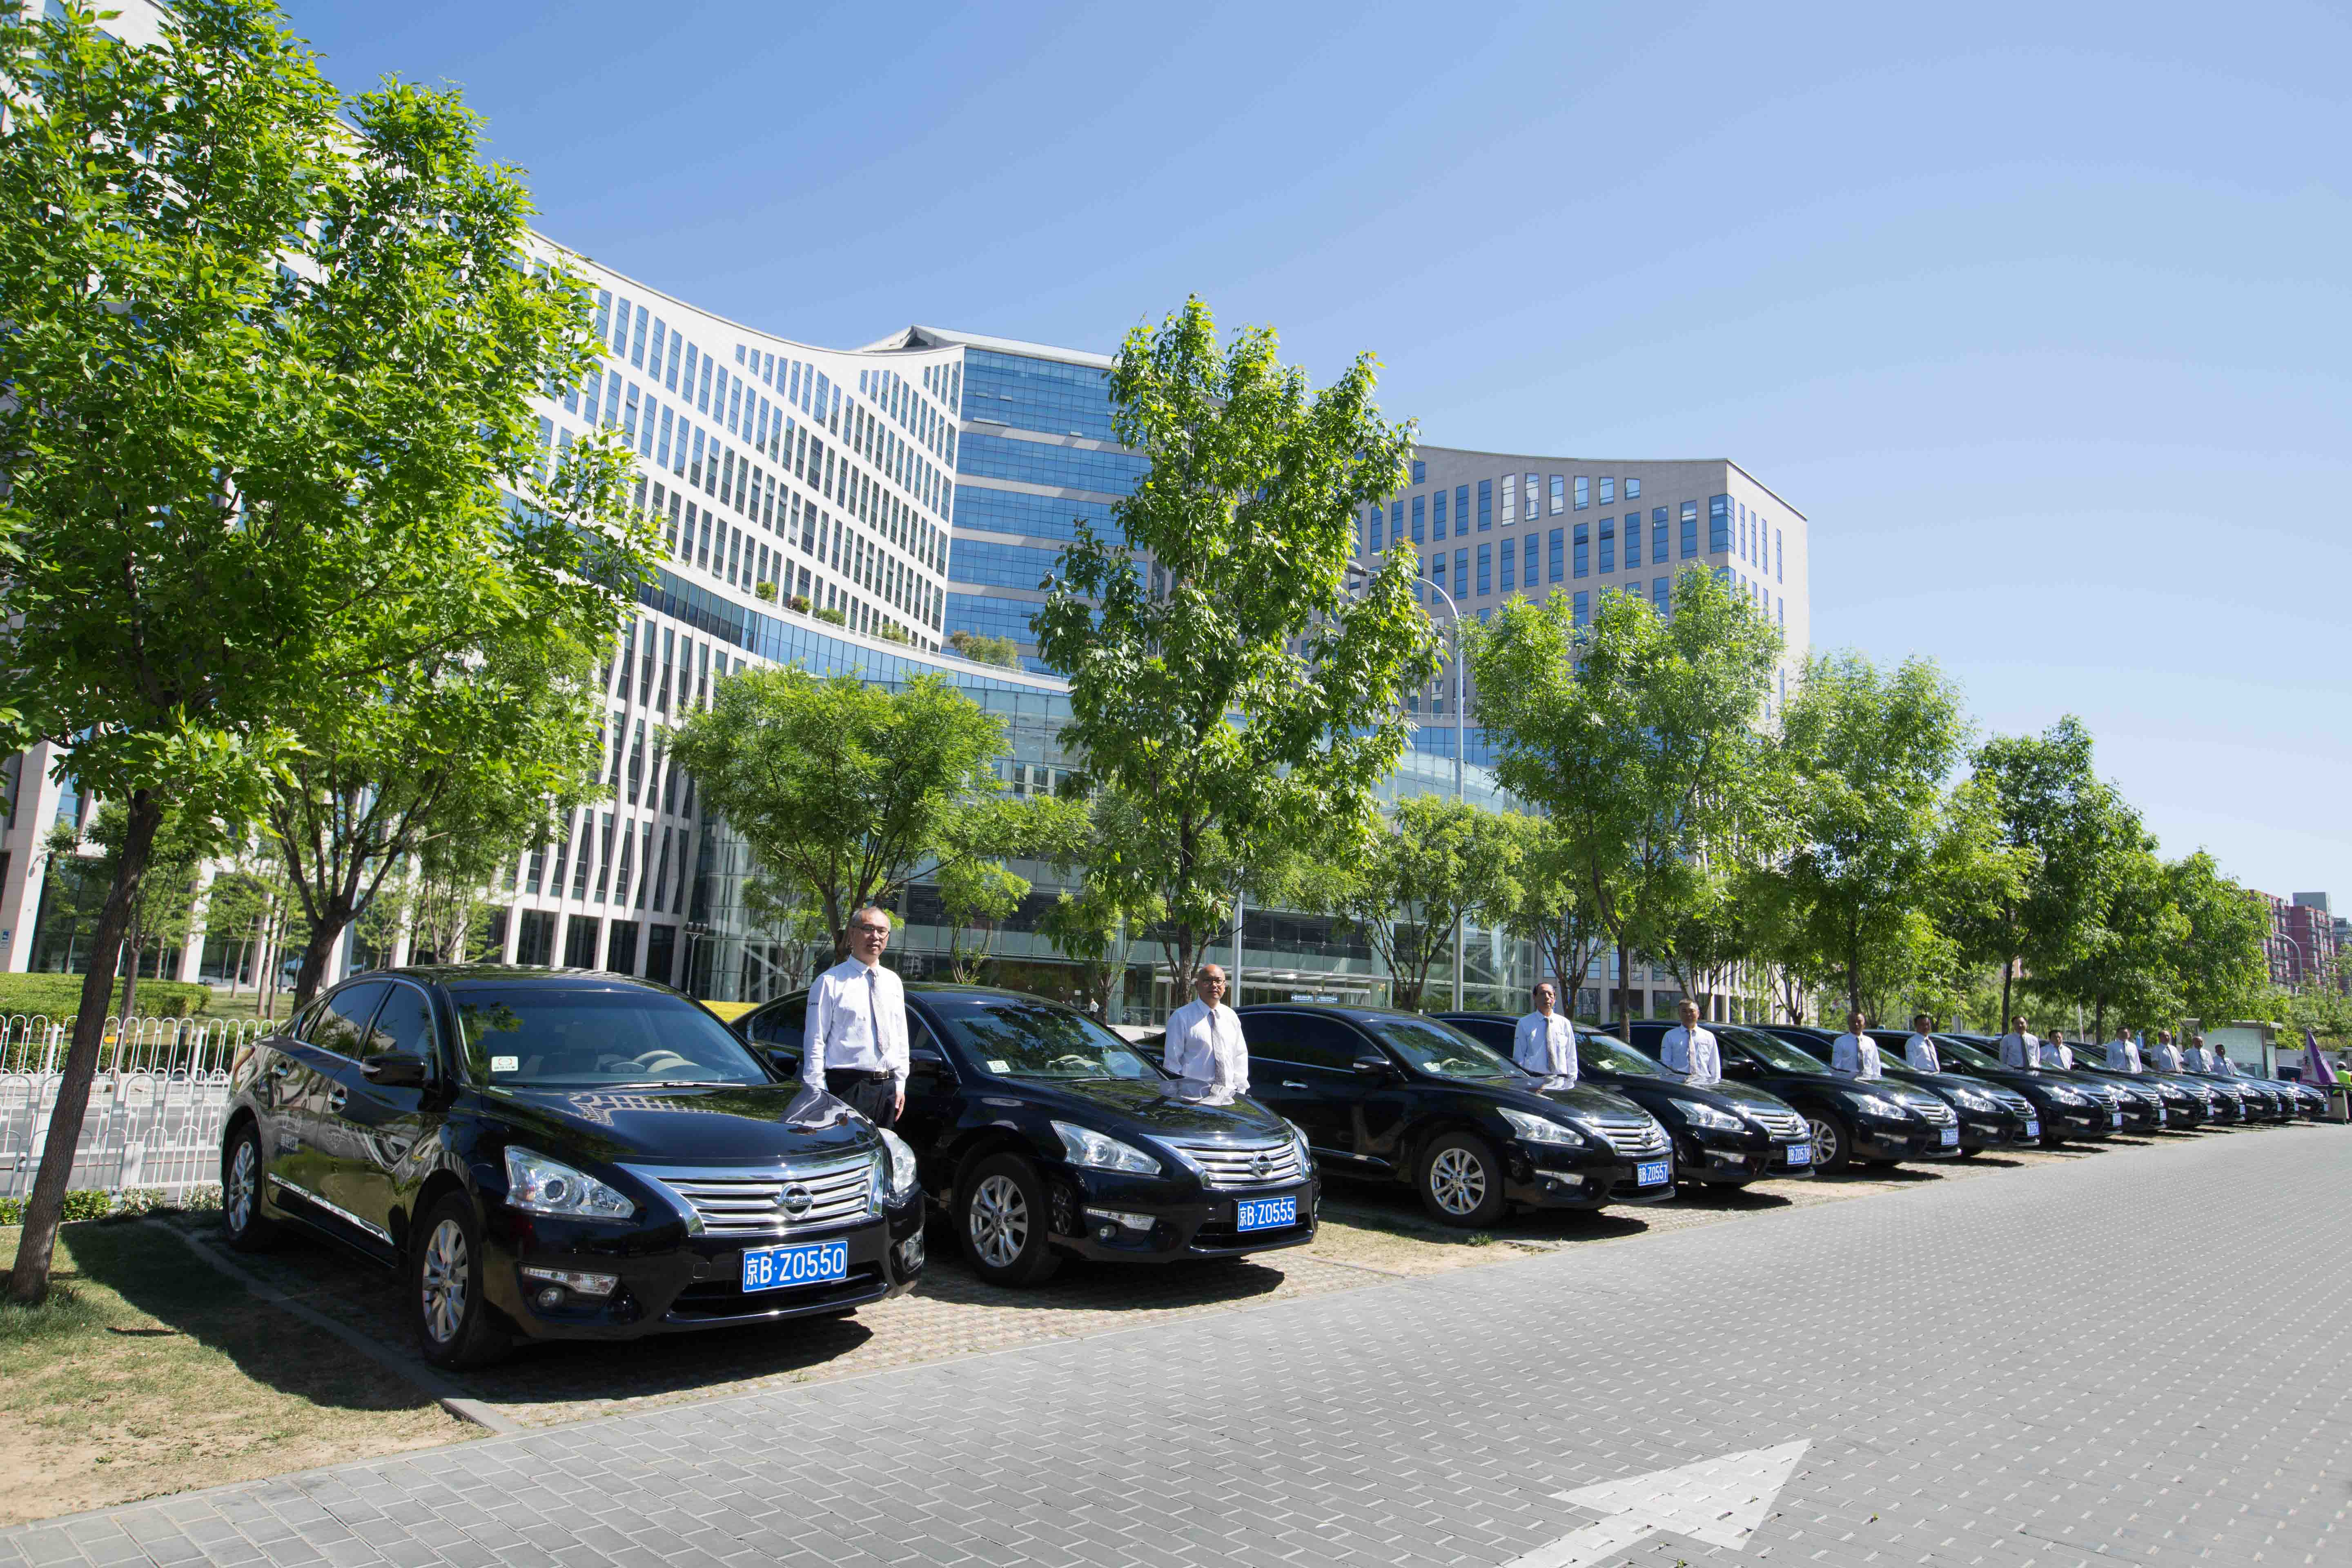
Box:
[825,1067,891,1082]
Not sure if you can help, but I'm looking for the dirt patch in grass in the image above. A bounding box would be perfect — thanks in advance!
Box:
[0,1220,472,1526]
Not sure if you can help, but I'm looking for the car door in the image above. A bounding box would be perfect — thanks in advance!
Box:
[896,1012,962,1175]
[317,978,439,1256]
[275,979,388,1241]
[1240,1012,1383,1167]
[742,995,808,1081]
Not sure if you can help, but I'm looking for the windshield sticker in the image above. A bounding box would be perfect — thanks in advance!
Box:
[987,1059,1011,1074]
[491,1055,519,1074]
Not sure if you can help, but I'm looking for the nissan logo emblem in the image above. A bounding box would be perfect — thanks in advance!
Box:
[779,1184,813,1217]
[1251,1153,1273,1179]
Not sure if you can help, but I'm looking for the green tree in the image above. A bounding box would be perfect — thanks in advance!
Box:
[1470,571,1782,1024]
[663,669,1016,958]
[1035,791,1165,1021]
[2038,818,2181,1042]
[947,629,1023,669]
[1492,817,1610,1020]
[1032,297,1440,986]
[929,792,1082,984]
[1946,716,2117,1030]
[1762,651,1969,1018]
[2163,851,2272,1033]
[1314,797,1523,1012]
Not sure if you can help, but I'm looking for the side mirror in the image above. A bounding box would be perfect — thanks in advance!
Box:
[1352,1054,1394,1079]
[363,1051,427,1088]
[909,1052,947,1082]
[764,1047,801,1078]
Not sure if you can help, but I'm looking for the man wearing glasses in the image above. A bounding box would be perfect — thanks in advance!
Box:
[802,906,909,1128]
[1164,963,1250,1104]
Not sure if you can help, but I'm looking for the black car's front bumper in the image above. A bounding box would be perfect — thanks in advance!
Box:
[1851,1116,1963,1163]
[1505,1142,1677,1208]
[483,1193,927,1340]
[1672,1127,1815,1185]
[1040,1166,1322,1262]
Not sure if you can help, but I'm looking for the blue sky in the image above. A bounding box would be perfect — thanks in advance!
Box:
[287,0,2352,906]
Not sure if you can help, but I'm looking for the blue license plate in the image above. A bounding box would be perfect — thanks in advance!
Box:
[1785,1142,1812,1166]
[1939,1126,1959,1147]
[1636,1159,1670,1186]
[2022,1120,2040,1138]
[740,1238,849,1293]
[1235,1194,1298,1232]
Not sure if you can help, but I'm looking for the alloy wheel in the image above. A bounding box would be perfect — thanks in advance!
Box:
[1428,1146,1489,1216]
[969,1174,1029,1268]
[420,1218,469,1346]
[225,1139,256,1233]
[1806,1115,1843,1168]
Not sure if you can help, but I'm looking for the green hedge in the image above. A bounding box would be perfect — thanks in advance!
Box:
[0,976,211,1020]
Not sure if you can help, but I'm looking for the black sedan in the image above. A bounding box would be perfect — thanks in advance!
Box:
[1623,1021,1962,1172]
[2040,1048,2212,1130]
[1235,1004,1676,1227]
[1758,1025,2041,1154]
[735,984,1318,1285]
[1929,1033,2129,1145]
[1435,1013,1814,1186]
[219,968,926,1369]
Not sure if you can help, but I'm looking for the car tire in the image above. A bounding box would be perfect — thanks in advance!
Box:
[1416,1131,1508,1228]
[957,1153,1062,1287]
[1958,1145,1983,1159]
[1805,1111,1855,1172]
[410,1193,510,1370]
[220,1123,278,1253]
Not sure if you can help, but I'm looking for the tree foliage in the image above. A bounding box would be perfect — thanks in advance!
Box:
[1314,797,1522,1012]
[1490,817,1610,1019]
[1033,297,1440,984]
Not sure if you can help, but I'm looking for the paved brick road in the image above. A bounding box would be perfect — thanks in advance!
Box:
[7,1125,2345,1567]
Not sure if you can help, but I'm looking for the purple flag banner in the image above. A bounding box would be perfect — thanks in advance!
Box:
[2304,1025,2335,1093]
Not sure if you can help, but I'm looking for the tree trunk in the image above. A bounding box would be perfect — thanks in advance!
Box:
[1615,940,1630,1025]
[2092,996,2106,1044]
[2000,951,2015,1029]
[290,891,358,1011]
[8,791,163,1304]
[119,918,143,1021]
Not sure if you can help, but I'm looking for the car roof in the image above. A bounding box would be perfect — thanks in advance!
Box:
[1236,1002,1425,1022]
[358,965,679,991]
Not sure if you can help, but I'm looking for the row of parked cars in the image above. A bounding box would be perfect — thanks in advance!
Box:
[216,967,2320,1369]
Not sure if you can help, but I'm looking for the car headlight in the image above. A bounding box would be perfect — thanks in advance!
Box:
[503,1146,636,1221]
[1286,1120,1314,1171]
[1499,1107,1583,1146]
[1679,1101,1745,1131]
[1943,1087,1993,1112]
[1843,1091,1908,1119]
[2045,1086,2087,1107]
[877,1127,920,1204]
[1052,1120,1163,1175]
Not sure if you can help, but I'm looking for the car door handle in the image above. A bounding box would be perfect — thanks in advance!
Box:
[326,1085,349,1113]
[1282,1080,1309,1090]
[267,1059,300,1079]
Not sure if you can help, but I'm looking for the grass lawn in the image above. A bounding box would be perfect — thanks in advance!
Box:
[0,1218,474,1526]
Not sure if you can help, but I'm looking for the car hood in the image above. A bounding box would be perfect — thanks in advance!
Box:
[479,1081,877,1165]
[991,1074,1294,1141]
[1608,1077,1796,1116]
[1486,1078,1655,1127]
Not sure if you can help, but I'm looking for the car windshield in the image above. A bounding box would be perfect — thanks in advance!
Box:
[930,996,1163,1081]
[1934,1035,2006,1072]
[449,985,770,1089]
[1365,1016,1519,1082]
[1718,1026,1832,1075]
[1578,1032,1671,1079]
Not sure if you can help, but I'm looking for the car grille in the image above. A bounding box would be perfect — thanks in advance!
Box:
[1914,1099,1957,1127]
[628,1155,876,1238]
[1597,1120,1670,1158]
[1172,1138,1305,1190]
[1748,1108,1806,1141]
[1992,1090,2036,1118]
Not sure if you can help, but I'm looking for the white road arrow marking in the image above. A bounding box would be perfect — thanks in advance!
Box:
[1502,1440,1811,1567]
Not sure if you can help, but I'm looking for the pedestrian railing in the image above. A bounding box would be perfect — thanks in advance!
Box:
[0,1015,263,1199]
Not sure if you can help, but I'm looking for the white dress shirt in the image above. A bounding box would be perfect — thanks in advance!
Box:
[1164,998,1250,1102]
[1999,1031,2040,1070]
[1903,1033,1941,1072]
[802,957,909,1089]
[2105,1037,2142,1072]
[1514,1011,1577,1080]
[1831,1032,1883,1079]
[2039,1039,2074,1070]
[2148,1039,2183,1072]
[2209,1050,2236,1076]
[1660,1025,1721,1086]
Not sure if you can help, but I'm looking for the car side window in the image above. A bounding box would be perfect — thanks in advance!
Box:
[363,984,437,1065]
[1249,1014,1361,1072]
[310,982,389,1060]
[748,997,807,1047]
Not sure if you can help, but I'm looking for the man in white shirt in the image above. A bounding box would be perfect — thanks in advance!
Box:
[1999,1016,2040,1071]
[1513,981,1577,1082]
[1164,964,1250,1104]
[1831,1011,1883,1079]
[2184,1033,2214,1072]
[2205,1038,2236,1076]
[2105,1029,2143,1072]
[1659,999,1721,1087]
[2148,1030,2184,1072]
[2040,1029,2075,1071]
[802,905,909,1128]
[1903,1013,1941,1073]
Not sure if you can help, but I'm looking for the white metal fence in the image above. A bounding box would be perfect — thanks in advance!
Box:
[0,1015,265,1199]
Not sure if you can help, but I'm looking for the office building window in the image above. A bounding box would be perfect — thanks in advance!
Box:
[1548,527,1564,583]
[1708,494,1731,553]
[1775,528,1784,582]
[1523,474,1537,526]
[1574,476,1589,510]
[1411,459,1427,484]
[1476,479,1492,530]
[1412,494,1425,539]
[1390,500,1403,543]
[1368,507,1383,553]
[1598,477,1614,505]
[1432,488,1448,539]
[1433,554,1447,593]
[1573,523,1590,579]
[1499,535,1515,592]
[1456,485,1470,535]
[1523,533,1538,588]
[1550,474,1565,515]
[1653,577,1670,614]
[1477,543,1492,596]
[1572,590,1590,627]
[1598,519,1615,574]
[1624,513,1642,568]
[1454,548,1468,595]
[1653,507,1670,563]
[1626,477,1641,499]
[1501,474,1517,524]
